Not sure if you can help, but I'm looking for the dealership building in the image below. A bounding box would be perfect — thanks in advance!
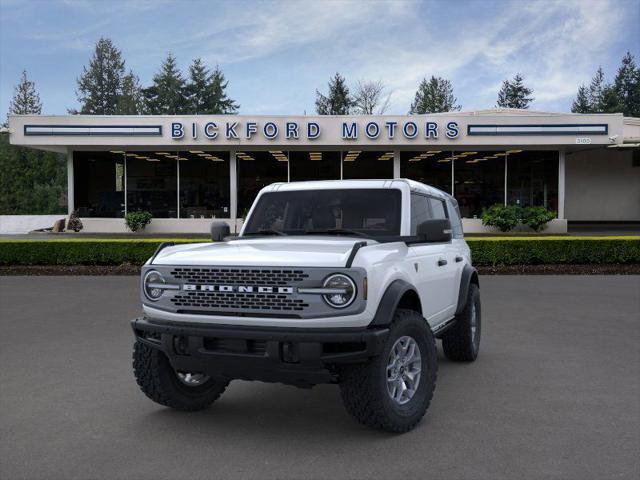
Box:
[7,109,640,233]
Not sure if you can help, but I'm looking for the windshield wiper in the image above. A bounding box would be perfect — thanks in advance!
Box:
[304,228,369,238]
[244,229,287,236]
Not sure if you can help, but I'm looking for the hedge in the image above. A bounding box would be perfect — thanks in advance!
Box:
[0,237,639,266]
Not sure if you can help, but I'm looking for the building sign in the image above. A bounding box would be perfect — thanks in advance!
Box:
[170,120,461,142]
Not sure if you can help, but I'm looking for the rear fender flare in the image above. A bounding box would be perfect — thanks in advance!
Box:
[455,264,479,315]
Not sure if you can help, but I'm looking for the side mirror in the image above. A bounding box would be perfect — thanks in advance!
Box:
[414,219,452,243]
[210,220,231,242]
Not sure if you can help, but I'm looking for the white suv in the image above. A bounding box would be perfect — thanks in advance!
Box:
[132,179,481,432]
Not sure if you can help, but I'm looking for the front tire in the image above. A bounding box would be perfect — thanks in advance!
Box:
[442,283,481,362]
[133,341,229,411]
[339,309,437,433]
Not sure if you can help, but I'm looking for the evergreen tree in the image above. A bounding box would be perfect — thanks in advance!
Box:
[409,76,460,114]
[185,59,239,114]
[116,71,144,114]
[186,58,209,114]
[75,37,126,114]
[315,73,353,115]
[587,67,607,112]
[1,71,66,214]
[9,70,42,116]
[207,65,239,114]
[143,53,188,114]
[496,73,534,109]
[571,85,591,113]
[613,51,640,117]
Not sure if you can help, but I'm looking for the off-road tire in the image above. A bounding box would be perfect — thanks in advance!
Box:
[339,309,437,433]
[133,341,229,411]
[442,283,481,362]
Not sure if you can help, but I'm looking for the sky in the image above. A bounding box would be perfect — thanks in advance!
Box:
[0,0,638,117]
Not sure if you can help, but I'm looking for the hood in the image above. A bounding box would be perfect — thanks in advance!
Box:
[151,236,370,267]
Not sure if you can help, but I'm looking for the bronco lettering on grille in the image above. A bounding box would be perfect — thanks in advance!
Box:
[182,285,295,294]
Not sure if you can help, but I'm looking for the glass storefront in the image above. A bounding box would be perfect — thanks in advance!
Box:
[401,150,452,193]
[126,152,177,218]
[237,150,288,216]
[73,148,559,220]
[507,150,558,211]
[453,151,505,218]
[343,150,394,179]
[73,151,124,217]
[178,151,230,218]
[289,151,340,181]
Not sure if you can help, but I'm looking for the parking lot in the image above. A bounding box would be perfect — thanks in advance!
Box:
[1,275,638,480]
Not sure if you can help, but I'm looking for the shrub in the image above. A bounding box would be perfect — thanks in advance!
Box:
[521,206,556,232]
[481,205,520,232]
[67,210,83,232]
[125,211,153,232]
[0,237,638,267]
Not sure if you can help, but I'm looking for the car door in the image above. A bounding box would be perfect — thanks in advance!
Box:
[406,193,452,324]
[427,196,460,319]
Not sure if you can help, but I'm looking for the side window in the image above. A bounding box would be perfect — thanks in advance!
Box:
[410,194,432,234]
[429,198,447,219]
[446,197,464,238]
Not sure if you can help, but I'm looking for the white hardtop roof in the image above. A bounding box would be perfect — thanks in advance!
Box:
[262,179,451,199]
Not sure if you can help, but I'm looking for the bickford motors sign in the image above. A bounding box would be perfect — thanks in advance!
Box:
[171,119,461,141]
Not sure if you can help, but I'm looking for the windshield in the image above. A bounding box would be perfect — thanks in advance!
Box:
[243,189,402,238]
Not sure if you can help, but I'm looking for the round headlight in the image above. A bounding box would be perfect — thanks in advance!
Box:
[143,270,165,301]
[322,274,356,308]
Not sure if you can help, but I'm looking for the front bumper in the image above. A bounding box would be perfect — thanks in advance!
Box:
[131,317,389,387]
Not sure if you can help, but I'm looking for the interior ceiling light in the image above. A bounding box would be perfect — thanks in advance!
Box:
[427,150,442,154]
[495,152,507,156]
[125,153,137,157]
[146,158,160,162]
[189,150,204,154]
[110,150,125,154]
[135,156,149,159]
[507,150,523,154]
[437,159,451,163]
[155,152,170,155]
[465,151,478,155]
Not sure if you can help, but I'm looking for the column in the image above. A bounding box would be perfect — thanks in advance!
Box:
[558,149,566,219]
[66,149,74,215]
[393,150,400,178]
[229,150,237,221]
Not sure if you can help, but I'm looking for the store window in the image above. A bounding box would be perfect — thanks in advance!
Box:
[126,152,177,218]
[401,151,453,193]
[73,151,125,217]
[178,151,230,218]
[289,151,340,181]
[342,150,394,179]
[237,151,288,217]
[507,150,558,212]
[453,151,505,218]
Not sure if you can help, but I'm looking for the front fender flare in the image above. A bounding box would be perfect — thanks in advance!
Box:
[455,264,479,315]
[369,279,419,327]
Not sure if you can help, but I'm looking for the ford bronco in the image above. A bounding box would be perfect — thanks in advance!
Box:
[131,179,480,432]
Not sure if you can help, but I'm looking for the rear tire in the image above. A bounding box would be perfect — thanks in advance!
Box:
[133,341,229,411]
[339,309,437,433]
[442,283,481,362]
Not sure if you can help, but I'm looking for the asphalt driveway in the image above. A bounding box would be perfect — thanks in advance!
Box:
[0,275,638,480]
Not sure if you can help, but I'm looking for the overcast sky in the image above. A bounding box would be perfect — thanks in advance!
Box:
[1,0,638,117]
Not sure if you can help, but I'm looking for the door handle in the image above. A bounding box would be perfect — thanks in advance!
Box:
[437,259,447,267]
[455,256,463,263]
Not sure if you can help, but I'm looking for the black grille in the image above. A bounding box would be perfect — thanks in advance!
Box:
[170,267,308,285]
[170,291,309,311]
[203,338,267,356]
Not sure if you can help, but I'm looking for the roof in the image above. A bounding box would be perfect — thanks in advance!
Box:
[262,179,451,199]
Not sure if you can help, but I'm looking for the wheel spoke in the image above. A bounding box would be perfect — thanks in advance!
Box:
[386,335,423,405]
